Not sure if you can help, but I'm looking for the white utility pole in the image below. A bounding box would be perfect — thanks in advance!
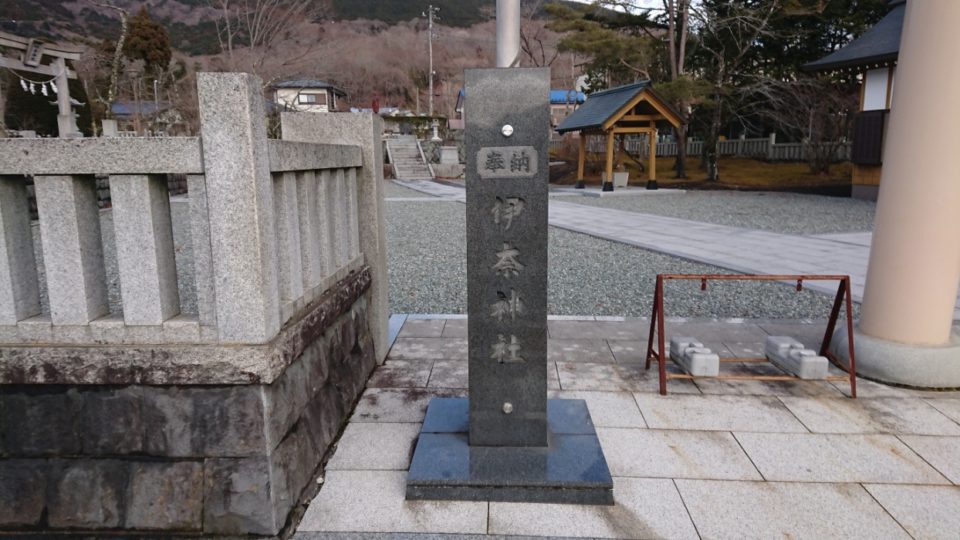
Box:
[496,0,521,68]
[426,4,442,141]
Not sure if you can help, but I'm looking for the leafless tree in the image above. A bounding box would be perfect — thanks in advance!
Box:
[86,0,129,117]
[520,0,560,67]
[744,77,857,174]
[691,1,781,181]
[208,0,319,85]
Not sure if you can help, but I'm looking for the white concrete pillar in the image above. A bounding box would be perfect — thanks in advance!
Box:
[0,176,41,324]
[834,1,960,388]
[860,0,960,345]
[197,72,280,344]
[34,175,109,325]
[110,174,181,325]
[496,0,521,68]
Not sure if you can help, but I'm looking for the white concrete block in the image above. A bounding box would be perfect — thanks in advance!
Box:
[766,336,829,379]
[0,176,41,324]
[34,175,109,325]
[670,336,719,377]
[110,174,181,325]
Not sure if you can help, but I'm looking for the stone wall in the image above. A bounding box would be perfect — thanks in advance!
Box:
[23,174,191,220]
[0,268,378,536]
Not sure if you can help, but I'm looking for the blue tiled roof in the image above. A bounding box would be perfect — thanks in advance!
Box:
[550,89,586,104]
[804,1,904,71]
[456,88,586,104]
[110,101,170,117]
[556,81,651,134]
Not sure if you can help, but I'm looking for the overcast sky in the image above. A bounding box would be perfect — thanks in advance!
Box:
[566,0,663,10]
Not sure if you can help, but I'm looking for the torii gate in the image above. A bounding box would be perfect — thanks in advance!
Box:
[0,31,83,137]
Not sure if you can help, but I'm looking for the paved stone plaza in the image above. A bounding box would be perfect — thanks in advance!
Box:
[294,316,960,539]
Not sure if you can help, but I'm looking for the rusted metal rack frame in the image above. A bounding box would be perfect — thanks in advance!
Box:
[644,274,857,398]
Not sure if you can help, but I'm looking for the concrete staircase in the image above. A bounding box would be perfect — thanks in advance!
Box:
[386,136,433,180]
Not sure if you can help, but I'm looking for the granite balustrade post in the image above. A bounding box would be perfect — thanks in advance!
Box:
[33,175,110,325]
[197,72,280,344]
[0,176,41,325]
[280,112,390,363]
[109,174,181,325]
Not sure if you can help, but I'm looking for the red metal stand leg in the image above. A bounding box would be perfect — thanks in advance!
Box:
[645,289,659,371]
[820,280,846,356]
[656,276,667,395]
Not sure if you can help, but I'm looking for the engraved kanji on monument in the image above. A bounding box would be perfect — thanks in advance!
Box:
[406,68,613,505]
[465,71,549,447]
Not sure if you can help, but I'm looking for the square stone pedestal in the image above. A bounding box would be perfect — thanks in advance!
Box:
[406,398,614,505]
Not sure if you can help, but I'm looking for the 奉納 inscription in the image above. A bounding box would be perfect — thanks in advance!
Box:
[477,146,539,179]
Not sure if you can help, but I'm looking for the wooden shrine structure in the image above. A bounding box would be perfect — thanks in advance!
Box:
[556,81,682,191]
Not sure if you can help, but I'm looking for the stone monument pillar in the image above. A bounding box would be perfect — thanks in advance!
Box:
[406,68,613,505]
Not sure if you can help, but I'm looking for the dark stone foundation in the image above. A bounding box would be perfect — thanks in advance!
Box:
[0,270,378,536]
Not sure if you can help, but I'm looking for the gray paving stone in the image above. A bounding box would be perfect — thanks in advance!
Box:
[757,322,827,347]
[547,339,616,363]
[676,480,909,539]
[667,322,771,343]
[556,362,699,394]
[398,319,446,338]
[830,377,919,398]
[427,360,468,389]
[327,423,421,471]
[734,432,950,484]
[924,398,960,424]
[367,360,433,388]
[865,484,960,540]
[692,362,845,397]
[898,435,960,484]
[779,397,960,435]
[548,320,643,340]
[298,470,487,534]
[607,340,647,363]
[721,341,767,357]
[351,388,464,423]
[440,318,467,338]
[633,394,808,433]
[488,478,698,539]
[549,390,646,428]
[389,338,467,361]
[597,428,762,480]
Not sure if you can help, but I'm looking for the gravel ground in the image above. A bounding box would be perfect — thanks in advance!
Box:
[386,199,858,318]
[571,191,876,235]
[383,181,434,199]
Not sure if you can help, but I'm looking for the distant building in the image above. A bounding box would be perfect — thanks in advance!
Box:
[271,79,347,113]
[805,0,904,201]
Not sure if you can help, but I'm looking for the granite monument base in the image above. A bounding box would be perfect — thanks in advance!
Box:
[406,398,614,505]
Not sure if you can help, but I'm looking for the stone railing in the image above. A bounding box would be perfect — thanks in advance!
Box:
[0,73,386,351]
[0,73,389,536]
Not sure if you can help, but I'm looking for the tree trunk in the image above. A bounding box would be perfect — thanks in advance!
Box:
[704,93,723,182]
[674,123,688,179]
